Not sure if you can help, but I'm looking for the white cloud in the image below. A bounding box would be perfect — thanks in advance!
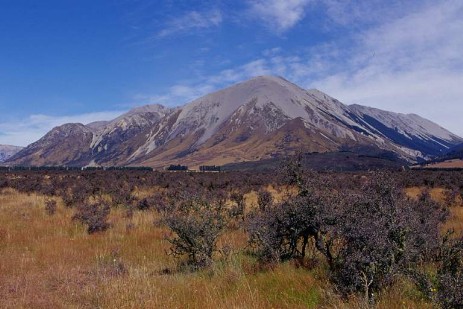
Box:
[0,111,124,147]
[248,0,311,32]
[321,0,416,26]
[137,1,463,137]
[310,0,463,136]
[136,82,216,106]
[158,9,223,38]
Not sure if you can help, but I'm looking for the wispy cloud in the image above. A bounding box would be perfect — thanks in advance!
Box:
[0,111,125,147]
[158,9,223,38]
[310,0,463,135]
[248,0,311,33]
[139,1,463,137]
[321,0,416,26]
[134,58,276,106]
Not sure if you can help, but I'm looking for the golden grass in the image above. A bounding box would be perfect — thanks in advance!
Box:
[405,186,463,236]
[443,206,463,235]
[0,188,437,308]
[404,186,448,201]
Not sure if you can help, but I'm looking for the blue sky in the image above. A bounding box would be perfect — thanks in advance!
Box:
[1,0,462,146]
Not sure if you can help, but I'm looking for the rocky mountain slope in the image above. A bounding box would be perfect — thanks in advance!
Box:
[349,105,459,157]
[6,76,463,168]
[444,142,463,159]
[0,145,23,163]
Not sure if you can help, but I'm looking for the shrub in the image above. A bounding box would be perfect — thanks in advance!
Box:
[44,198,57,215]
[247,165,334,263]
[411,234,463,308]
[73,201,111,234]
[257,189,273,211]
[137,198,151,211]
[164,196,227,270]
[436,236,463,308]
[327,173,447,303]
[229,191,246,221]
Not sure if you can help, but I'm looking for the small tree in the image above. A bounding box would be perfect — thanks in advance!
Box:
[327,173,447,303]
[247,159,333,262]
[164,197,227,270]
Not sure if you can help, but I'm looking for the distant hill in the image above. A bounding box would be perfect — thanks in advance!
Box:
[444,143,463,159]
[6,76,462,169]
[412,142,463,169]
[0,145,23,163]
[223,146,406,172]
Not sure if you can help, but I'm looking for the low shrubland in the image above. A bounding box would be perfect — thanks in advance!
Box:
[0,165,462,308]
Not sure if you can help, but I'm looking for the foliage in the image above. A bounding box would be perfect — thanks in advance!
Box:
[436,236,463,308]
[1,164,462,304]
[164,195,228,269]
[327,174,447,303]
[257,189,273,211]
[247,162,449,304]
[247,157,336,263]
[411,234,463,308]
[44,198,57,215]
[72,201,111,234]
[229,191,246,221]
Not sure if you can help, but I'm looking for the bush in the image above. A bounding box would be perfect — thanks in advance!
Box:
[73,202,111,234]
[44,198,57,215]
[436,236,463,308]
[247,165,335,263]
[229,191,246,221]
[327,173,447,303]
[248,164,448,304]
[164,196,227,270]
[257,189,273,211]
[411,234,463,308]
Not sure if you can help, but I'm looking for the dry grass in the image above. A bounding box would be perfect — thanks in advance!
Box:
[419,159,463,169]
[406,186,463,236]
[0,188,436,308]
[443,206,463,235]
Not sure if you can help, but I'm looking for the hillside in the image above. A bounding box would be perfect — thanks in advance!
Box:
[0,145,23,163]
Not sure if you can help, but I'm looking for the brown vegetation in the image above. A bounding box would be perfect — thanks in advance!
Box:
[0,168,462,308]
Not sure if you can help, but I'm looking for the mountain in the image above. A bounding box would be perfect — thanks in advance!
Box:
[0,145,23,163]
[444,142,463,159]
[8,124,94,166]
[6,76,463,168]
[412,142,463,169]
[349,105,461,157]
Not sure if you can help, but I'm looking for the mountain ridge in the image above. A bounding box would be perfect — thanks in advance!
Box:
[0,145,23,163]
[6,75,462,168]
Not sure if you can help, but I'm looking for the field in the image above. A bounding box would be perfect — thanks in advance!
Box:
[0,169,462,308]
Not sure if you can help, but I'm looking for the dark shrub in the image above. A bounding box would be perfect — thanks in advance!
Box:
[229,191,246,221]
[411,234,463,308]
[73,202,111,234]
[246,166,334,263]
[257,189,273,211]
[436,236,463,308]
[327,173,447,303]
[137,198,151,211]
[164,196,227,270]
[44,199,57,216]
